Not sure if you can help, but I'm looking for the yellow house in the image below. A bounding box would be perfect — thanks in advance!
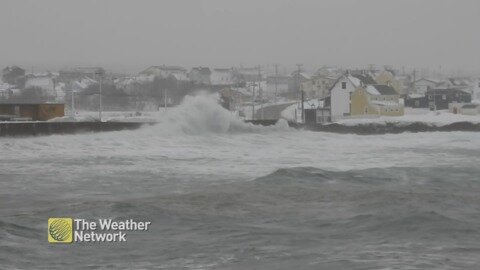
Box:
[351,85,404,117]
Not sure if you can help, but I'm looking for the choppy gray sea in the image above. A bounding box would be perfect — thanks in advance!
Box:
[1,96,480,269]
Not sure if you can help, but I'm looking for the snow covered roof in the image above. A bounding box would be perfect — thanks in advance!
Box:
[415,78,440,84]
[347,75,362,88]
[366,85,380,95]
[448,77,471,86]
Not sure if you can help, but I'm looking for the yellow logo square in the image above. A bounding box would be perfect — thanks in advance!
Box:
[48,218,73,243]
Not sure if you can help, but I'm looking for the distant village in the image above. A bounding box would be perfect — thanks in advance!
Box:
[1,64,480,122]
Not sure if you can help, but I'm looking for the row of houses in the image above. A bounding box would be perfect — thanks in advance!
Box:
[326,73,404,121]
[305,71,480,123]
[412,77,480,100]
[139,65,263,87]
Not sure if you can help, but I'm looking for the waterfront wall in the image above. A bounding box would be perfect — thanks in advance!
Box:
[0,121,152,137]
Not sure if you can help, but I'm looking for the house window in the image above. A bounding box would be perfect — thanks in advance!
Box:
[349,92,352,101]
[341,82,347,89]
[365,107,368,113]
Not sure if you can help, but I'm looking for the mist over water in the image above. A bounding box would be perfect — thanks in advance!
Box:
[1,95,480,269]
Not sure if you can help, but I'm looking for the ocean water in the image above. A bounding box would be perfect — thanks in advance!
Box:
[1,95,480,269]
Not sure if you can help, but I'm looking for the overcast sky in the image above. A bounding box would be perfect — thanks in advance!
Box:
[1,0,479,73]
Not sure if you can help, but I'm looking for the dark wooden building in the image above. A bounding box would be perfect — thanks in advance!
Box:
[0,103,64,121]
[405,89,471,110]
[426,89,471,110]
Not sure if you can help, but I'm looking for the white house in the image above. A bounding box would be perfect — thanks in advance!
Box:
[211,68,235,86]
[330,74,373,120]
[413,78,440,95]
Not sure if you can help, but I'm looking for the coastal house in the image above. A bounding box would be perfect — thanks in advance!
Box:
[405,93,429,108]
[301,75,337,99]
[329,73,377,120]
[447,77,480,100]
[449,103,480,115]
[351,84,404,117]
[189,67,211,85]
[426,88,471,110]
[302,67,342,99]
[413,78,440,95]
[210,68,235,86]
[234,67,260,83]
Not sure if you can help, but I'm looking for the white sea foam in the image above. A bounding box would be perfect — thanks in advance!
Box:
[1,94,480,185]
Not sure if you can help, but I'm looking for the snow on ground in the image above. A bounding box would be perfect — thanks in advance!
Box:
[280,102,480,126]
[337,108,480,126]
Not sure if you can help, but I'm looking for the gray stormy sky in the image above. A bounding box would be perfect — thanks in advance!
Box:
[1,0,479,73]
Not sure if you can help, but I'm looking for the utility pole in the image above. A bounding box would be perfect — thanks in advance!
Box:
[164,88,168,112]
[274,64,278,104]
[258,65,264,120]
[95,69,105,122]
[412,69,416,93]
[94,69,105,122]
[134,76,140,114]
[99,77,103,121]
[71,90,76,119]
[296,64,304,123]
[251,83,256,120]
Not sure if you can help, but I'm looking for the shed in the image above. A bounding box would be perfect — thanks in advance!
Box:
[0,103,65,121]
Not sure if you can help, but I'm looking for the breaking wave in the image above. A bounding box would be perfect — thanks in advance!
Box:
[144,93,291,135]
